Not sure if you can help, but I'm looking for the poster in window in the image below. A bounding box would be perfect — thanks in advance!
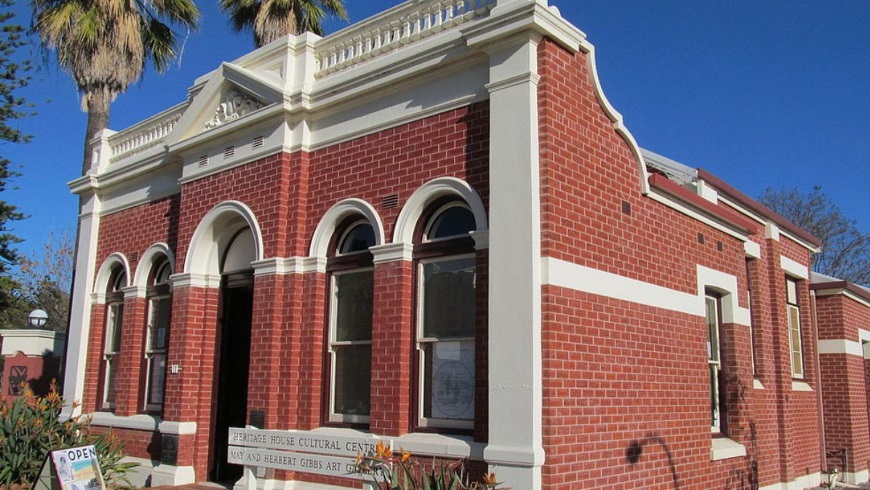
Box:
[430,340,474,420]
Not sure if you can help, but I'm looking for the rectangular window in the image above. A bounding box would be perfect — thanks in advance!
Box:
[102,302,124,410]
[328,269,373,424]
[144,296,170,412]
[418,256,475,430]
[706,294,722,433]
[786,278,804,379]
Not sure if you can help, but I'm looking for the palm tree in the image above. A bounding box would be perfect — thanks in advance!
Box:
[31,0,200,174]
[221,0,347,48]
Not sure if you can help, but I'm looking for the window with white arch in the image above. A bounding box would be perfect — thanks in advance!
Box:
[101,268,126,411]
[415,200,477,431]
[144,259,171,413]
[327,219,375,425]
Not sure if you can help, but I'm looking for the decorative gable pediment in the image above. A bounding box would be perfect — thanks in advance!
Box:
[202,88,267,132]
[164,61,284,149]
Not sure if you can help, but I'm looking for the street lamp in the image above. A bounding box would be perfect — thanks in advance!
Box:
[27,309,48,329]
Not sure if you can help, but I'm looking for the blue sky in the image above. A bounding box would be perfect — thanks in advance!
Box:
[5,0,869,259]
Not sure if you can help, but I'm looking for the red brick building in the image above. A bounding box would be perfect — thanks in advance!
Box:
[61,1,870,488]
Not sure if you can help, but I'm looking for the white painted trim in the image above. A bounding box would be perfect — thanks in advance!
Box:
[579,39,650,195]
[122,285,147,299]
[697,266,752,326]
[170,272,221,289]
[744,241,761,259]
[93,253,131,295]
[184,200,264,276]
[90,412,160,431]
[64,203,102,417]
[133,243,176,289]
[150,464,197,487]
[158,420,198,435]
[647,190,751,241]
[393,177,487,245]
[482,34,543,490]
[370,243,413,264]
[758,472,821,490]
[252,257,307,276]
[818,339,864,357]
[766,223,781,241]
[781,255,810,280]
[309,199,385,258]
[792,381,813,392]
[543,257,700,316]
[470,229,489,250]
[711,437,746,461]
[753,379,765,390]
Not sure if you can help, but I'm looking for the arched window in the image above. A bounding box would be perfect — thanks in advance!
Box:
[415,201,477,430]
[101,268,127,411]
[144,259,172,413]
[326,220,375,425]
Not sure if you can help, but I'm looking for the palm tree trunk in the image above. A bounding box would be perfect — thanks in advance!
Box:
[81,91,111,176]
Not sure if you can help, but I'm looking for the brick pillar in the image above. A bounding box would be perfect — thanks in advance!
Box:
[163,278,220,481]
[248,266,303,429]
[297,268,325,429]
[116,290,146,416]
[83,302,106,413]
[370,249,414,436]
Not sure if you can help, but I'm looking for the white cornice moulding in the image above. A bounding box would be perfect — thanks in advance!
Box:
[122,285,147,299]
[170,272,221,289]
[371,243,413,264]
[251,257,321,276]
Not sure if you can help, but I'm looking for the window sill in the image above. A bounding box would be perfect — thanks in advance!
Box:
[711,437,746,461]
[90,412,160,431]
[792,380,813,392]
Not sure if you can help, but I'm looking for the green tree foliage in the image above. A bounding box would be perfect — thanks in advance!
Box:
[31,0,200,174]
[759,186,870,286]
[221,0,347,47]
[0,384,137,489]
[0,0,32,328]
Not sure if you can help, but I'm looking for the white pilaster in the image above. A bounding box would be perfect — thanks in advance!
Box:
[63,191,102,415]
[480,33,544,489]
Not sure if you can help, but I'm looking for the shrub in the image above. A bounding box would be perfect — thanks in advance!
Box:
[0,383,137,489]
[354,441,506,490]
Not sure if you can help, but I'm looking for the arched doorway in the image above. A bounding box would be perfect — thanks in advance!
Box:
[211,227,256,483]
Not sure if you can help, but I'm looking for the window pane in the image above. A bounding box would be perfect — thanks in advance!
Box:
[427,206,475,240]
[788,305,803,377]
[705,296,719,362]
[422,340,474,421]
[107,304,124,353]
[334,271,373,342]
[105,356,119,407]
[339,223,375,254]
[333,344,371,416]
[422,258,475,339]
[147,353,166,406]
[149,297,171,350]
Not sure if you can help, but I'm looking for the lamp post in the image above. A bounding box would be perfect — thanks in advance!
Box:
[27,309,49,329]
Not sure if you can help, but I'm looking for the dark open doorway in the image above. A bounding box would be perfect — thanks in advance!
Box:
[210,272,253,483]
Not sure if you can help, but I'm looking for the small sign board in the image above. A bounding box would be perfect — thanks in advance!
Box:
[228,428,392,481]
[34,445,105,490]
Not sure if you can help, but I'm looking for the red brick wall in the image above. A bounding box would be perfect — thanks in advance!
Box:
[817,293,870,476]
[536,38,818,489]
